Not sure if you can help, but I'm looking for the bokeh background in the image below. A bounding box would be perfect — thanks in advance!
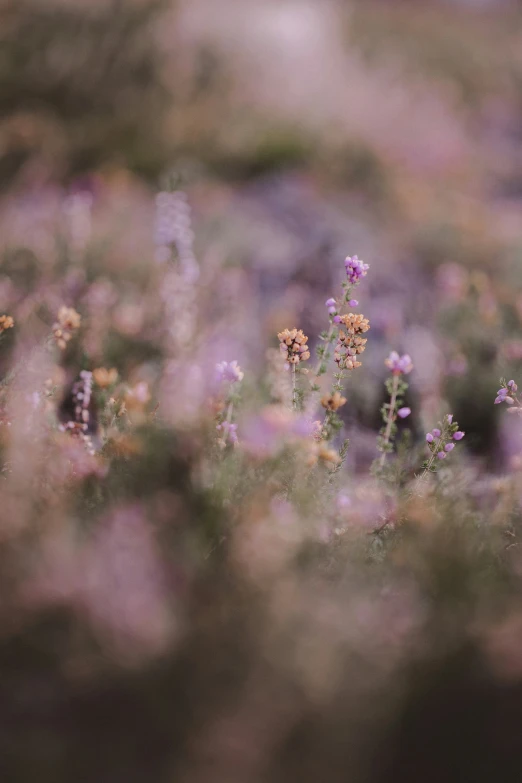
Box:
[3,0,522,781]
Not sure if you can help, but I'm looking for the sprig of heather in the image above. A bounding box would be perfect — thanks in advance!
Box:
[374,352,413,471]
[277,329,310,410]
[215,361,244,448]
[311,256,370,444]
[420,414,465,477]
[310,255,369,392]
[495,379,522,412]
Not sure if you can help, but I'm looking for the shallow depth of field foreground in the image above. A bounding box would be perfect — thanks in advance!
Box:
[4,1,522,781]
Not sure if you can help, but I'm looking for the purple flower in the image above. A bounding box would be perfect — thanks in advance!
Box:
[216,360,244,384]
[328,306,336,314]
[445,443,455,452]
[216,421,238,445]
[453,431,465,441]
[397,407,411,419]
[508,380,518,390]
[437,451,446,459]
[426,433,434,443]
[325,298,336,308]
[446,414,453,424]
[348,299,359,307]
[345,255,369,286]
[432,428,441,438]
[385,351,414,375]
[333,315,342,324]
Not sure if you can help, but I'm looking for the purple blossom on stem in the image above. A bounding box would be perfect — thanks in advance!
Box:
[216,421,238,445]
[445,443,455,452]
[453,431,465,441]
[216,360,244,384]
[432,428,441,438]
[437,451,446,459]
[426,433,434,443]
[385,351,413,375]
[345,255,369,285]
[397,407,411,419]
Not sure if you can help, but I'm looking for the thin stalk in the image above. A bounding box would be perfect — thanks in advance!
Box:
[292,364,297,410]
[379,374,399,467]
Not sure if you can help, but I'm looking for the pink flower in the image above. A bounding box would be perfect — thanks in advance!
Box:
[385,351,413,375]
[397,407,411,419]
[453,431,465,441]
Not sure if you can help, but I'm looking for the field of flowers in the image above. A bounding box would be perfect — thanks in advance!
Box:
[3,0,522,781]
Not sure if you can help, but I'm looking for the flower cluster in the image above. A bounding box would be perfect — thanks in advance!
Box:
[385,351,413,376]
[278,329,311,365]
[59,370,95,454]
[321,391,347,412]
[374,352,413,471]
[424,414,465,466]
[0,315,14,333]
[495,380,517,406]
[334,313,370,371]
[53,306,81,350]
[216,420,238,448]
[216,360,244,384]
[345,255,369,286]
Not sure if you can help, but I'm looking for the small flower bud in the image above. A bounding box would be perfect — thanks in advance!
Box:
[437,451,446,459]
[426,433,434,443]
[453,431,465,440]
[397,407,411,419]
[444,443,455,452]
[432,429,441,438]
[348,299,359,307]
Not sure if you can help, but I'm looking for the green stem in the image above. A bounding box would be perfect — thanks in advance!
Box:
[379,374,399,467]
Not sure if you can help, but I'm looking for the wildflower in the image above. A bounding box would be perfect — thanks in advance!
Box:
[216,421,238,448]
[93,367,119,388]
[325,298,337,315]
[345,255,369,286]
[0,315,14,333]
[277,328,311,365]
[307,441,341,467]
[321,391,347,412]
[334,314,370,371]
[52,306,81,350]
[338,313,370,335]
[385,351,413,375]
[421,414,464,477]
[216,360,244,384]
[397,407,411,419]
[59,370,95,454]
[348,299,358,307]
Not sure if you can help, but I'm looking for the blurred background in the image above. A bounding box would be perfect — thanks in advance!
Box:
[3,0,522,780]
